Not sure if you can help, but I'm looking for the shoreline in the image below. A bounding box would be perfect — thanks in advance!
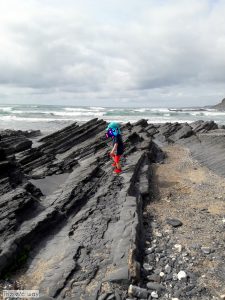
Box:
[0,118,225,299]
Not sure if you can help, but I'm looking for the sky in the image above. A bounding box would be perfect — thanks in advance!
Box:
[0,0,225,107]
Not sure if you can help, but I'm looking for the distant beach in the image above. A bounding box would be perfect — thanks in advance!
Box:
[0,104,225,133]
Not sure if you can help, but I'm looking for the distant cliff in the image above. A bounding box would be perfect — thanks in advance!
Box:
[213,98,225,110]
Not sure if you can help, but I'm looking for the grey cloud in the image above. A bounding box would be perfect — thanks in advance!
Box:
[0,0,225,106]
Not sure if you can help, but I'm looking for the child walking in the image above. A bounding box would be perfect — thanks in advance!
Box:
[106,122,124,174]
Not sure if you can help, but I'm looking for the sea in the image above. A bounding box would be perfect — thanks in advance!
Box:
[0,104,224,133]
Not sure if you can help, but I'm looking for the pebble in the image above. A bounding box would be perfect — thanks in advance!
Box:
[166,218,183,227]
[174,244,182,252]
[159,272,165,277]
[154,268,162,275]
[146,282,165,291]
[155,231,162,237]
[177,271,187,280]
[147,274,161,283]
[143,263,154,272]
[201,247,211,254]
[220,295,225,300]
[147,254,155,262]
[145,247,155,254]
[151,291,158,298]
[128,285,148,299]
[165,264,172,274]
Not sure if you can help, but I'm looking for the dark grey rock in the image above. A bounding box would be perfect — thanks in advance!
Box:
[98,294,110,300]
[146,254,155,262]
[168,123,193,142]
[146,282,165,291]
[143,263,154,273]
[147,274,161,283]
[164,264,172,274]
[134,119,148,127]
[107,294,116,300]
[166,218,183,227]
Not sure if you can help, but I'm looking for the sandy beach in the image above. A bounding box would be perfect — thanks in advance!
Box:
[0,119,225,300]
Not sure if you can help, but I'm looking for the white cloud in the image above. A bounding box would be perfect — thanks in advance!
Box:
[0,0,225,106]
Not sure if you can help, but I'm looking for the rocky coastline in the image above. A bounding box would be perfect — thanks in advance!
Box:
[0,119,225,300]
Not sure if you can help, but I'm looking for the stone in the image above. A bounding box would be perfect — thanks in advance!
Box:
[173,273,178,281]
[151,291,158,298]
[166,219,183,227]
[201,247,211,254]
[165,264,172,274]
[146,282,165,292]
[143,263,154,272]
[174,244,182,252]
[168,123,193,142]
[98,294,110,300]
[145,247,155,254]
[107,294,116,300]
[147,275,161,283]
[146,254,155,262]
[104,266,129,283]
[128,285,149,299]
[177,271,187,280]
[159,272,165,277]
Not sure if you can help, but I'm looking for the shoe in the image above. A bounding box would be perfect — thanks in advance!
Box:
[113,168,122,174]
[111,163,116,167]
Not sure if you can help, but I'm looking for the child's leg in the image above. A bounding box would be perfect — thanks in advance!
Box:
[115,155,121,170]
[116,162,121,170]
[110,152,115,160]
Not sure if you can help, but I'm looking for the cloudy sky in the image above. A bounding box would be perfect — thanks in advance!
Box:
[0,0,225,107]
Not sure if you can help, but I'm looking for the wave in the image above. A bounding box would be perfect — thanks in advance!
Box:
[52,111,105,117]
[0,115,66,122]
[64,107,90,112]
[89,106,105,111]
[0,106,13,112]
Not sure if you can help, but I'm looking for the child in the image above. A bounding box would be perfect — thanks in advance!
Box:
[106,122,124,174]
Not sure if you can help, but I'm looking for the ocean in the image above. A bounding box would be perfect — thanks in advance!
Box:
[0,104,224,133]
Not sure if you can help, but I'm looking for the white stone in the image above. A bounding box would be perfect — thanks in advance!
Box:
[174,244,182,252]
[160,272,165,277]
[177,270,187,280]
[155,231,162,237]
[151,291,159,298]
